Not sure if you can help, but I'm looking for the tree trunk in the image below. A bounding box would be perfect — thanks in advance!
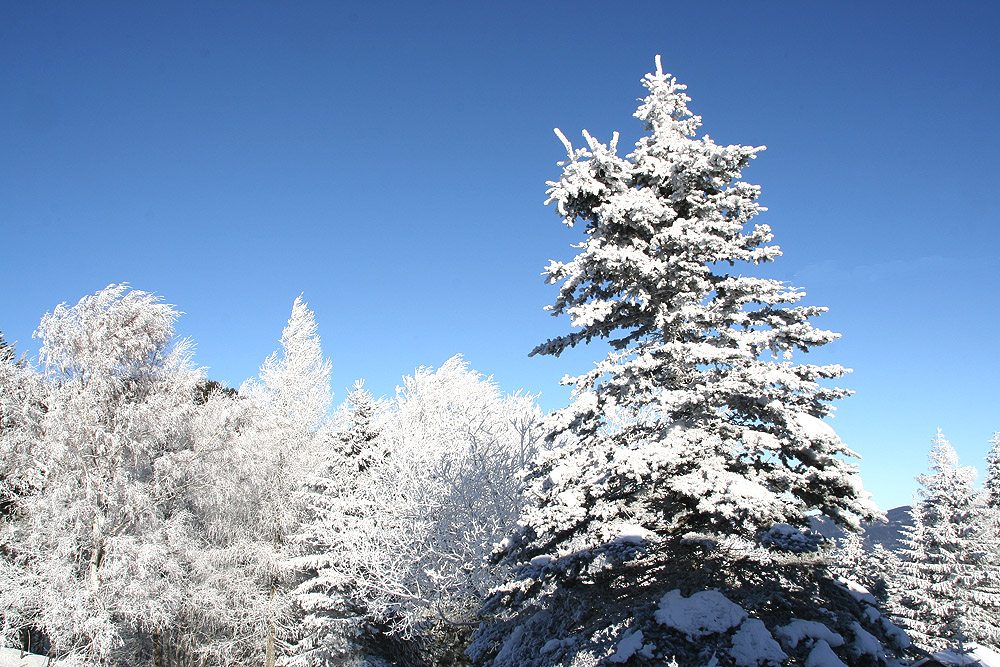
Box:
[89,520,103,591]
[266,620,276,667]
[153,628,163,667]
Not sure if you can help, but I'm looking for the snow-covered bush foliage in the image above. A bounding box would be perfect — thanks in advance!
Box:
[470,58,901,667]
[0,285,204,665]
[0,347,44,522]
[891,431,1000,650]
[0,289,341,667]
[291,356,544,665]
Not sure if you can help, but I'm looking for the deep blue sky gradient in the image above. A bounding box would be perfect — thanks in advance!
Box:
[2,1,998,510]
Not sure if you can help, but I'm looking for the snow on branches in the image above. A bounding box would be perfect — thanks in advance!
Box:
[471,58,895,667]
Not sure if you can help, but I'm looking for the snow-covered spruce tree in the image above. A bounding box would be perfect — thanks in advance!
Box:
[892,431,999,650]
[888,499,933,648]
[290,379,387,667]
[979,432,1000,643]
[1,285,203,666]
[470,59,902,667]
[863,543,902,610]
[829,531,867,584]
[336,379,385,473]
[985,432,1000,510]
[0,331,24,366]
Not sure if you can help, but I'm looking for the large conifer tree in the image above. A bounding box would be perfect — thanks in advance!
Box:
[471,59,900,667]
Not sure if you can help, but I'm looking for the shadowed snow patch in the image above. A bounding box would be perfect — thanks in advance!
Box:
[654,590,747,638]
[729,619,787,667]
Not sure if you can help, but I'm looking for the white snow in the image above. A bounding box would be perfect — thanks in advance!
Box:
[931,643,1000,667]
[794,413,839,442]
[805,640,848,667]
[879,616,911,649]
[655,589,747,638]
[848,622,884,661]
[557,489,583,507]
[608,630,645,663]
[540,636,577,654]
[0,648,52,667]
[837,578,877,606]
[541,639,561,653]
[614,523,653,545]
[774,620,845,649]
[530,555,553,567]
[729,618,787,667]
[495,625,524,664]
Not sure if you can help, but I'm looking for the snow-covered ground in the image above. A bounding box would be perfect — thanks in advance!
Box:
[0,647,50,667]
[922,644,1000,667]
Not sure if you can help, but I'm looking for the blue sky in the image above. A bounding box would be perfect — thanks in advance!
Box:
[2,1,998,511]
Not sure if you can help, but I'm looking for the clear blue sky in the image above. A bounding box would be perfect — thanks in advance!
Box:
[2,1,998,511]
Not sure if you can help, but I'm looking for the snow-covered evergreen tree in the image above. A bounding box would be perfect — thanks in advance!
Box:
[0,332,11,364]
[337,379,384,473]
[890,498,934,648]
[290,379,386,667]
[864,543,902,609]
[829,532,900,610]
[975,432,1000,645]
[893,431,999,650]
[985,432,1000,510]
[829,531,867,583]
[470,59,899,667]
[0,331,24,366]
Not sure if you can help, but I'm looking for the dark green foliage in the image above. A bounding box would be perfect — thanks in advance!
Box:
[0,331,24,366]
[472,538,906,667]
[359,618,475,667]
[193,378,237,405]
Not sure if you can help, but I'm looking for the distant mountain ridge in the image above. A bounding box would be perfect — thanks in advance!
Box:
[809,505,913,552]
